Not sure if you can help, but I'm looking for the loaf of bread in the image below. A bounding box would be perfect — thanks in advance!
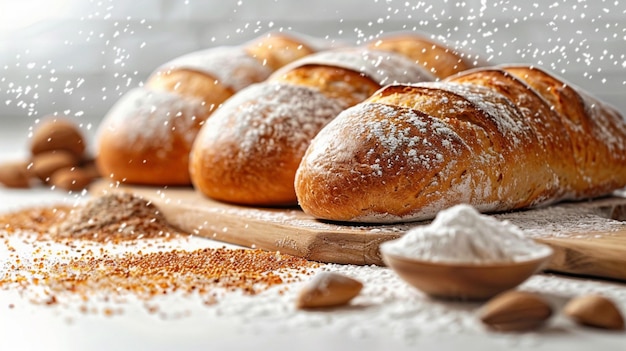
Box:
[295,65,626,223]
[96,32,324,186]
[189,48,435,206]
[145,33,322,109]
[367,32,486,79]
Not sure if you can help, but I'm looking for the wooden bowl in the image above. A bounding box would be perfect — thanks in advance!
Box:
[380,242,553,301]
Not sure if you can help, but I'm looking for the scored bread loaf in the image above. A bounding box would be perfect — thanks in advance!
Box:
[189,48,435,206]
[294,65,626,223]
[96,32,324,186]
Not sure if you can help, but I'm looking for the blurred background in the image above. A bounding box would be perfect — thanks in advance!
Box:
[1,0,625,136]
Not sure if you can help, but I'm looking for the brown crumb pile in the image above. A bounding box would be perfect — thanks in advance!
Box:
[52,192,182,242]
[0,192,185,242]
[0,192,319,314]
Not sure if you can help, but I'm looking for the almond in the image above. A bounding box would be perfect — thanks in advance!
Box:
[79,158,101,179]
[30,151,80,182]
[0,160,32,188]
[30,118,85,158]
[50,167,96,191]
[296,272,363,309]
[564,294,625,330]
[478,290,553,332]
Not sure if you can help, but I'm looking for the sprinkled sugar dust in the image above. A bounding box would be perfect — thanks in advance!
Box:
[173,262,626,344]
[2,195,626,346]
[3,0,626,133]
[1,1,153,122]
[0,201,320,318]
[3,211,626,345]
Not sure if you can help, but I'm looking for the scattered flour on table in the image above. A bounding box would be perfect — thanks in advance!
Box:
[206,263,626,345]
[2,196,626,347]
[2,224,626,347]
[381,204,551,263]
[496,202,625,239]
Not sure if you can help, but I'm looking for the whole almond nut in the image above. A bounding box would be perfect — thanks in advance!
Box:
[564,294,625,330]
[296,272,363,309]
[0,160,32,188]
[80,158,101,179]
[478,290,553,332]
[31,151,80,182]
[30,118,85,158]
[50,167,95,191]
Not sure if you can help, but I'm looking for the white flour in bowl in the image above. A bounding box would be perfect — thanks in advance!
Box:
[381,204,552,264]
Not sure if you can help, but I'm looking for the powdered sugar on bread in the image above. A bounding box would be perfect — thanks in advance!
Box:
[296,66,626,223]
[154,46,272,92]
[98,87,207,152]
[189,81,349,205]
[271,48,435,85]
[197,82,348,159]
[190,47,437,205]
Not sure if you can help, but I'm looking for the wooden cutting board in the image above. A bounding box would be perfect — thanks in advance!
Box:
[92,181,626,281]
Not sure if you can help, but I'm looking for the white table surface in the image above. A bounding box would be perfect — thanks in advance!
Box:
[1,123,626,351]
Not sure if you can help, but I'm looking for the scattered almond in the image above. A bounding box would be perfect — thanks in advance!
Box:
[478,290,553,332]
[80,158,101,179]
[1,116,99,192]
[296,272,363,309]
[30,151,80,182]
[0,160,32,188]
[30,118,85,158]
[50,167,96,191]
[564,294,625,330]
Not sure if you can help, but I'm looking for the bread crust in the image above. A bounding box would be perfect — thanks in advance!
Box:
[145,68,235,113]
[97,32,322,186]
[502,65,626,196]
[271,64,381,106]
[295,65,626,223]
[367,33,482,79]
[189,82,348,205]
[190,49,434,205]
[96,88,209,186]
[245,32,318,71]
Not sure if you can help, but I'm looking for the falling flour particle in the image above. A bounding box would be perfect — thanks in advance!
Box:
[381,204,551,263]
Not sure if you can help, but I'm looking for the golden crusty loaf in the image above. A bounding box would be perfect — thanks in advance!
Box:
[245,32,333,71]
[295,65,626,223]
[145,32,320,110]
[501,65,626,197]
[96,88,210,185]
[189,48,435,206]
[97,32,324,186]
[367,33,486,79]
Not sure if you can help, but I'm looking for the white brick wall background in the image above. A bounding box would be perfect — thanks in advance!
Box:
[1,0,625,135]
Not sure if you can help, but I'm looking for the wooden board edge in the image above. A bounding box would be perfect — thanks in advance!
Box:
[90,180,401,265]
[536,237,626,281]
[90,181,626,281]
[161,200,402,266]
